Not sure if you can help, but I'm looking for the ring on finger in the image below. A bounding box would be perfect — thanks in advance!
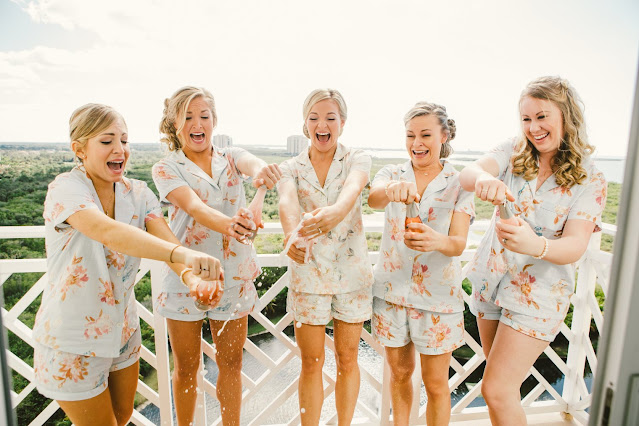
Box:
[502,238,508,244]
[318,227,322,234]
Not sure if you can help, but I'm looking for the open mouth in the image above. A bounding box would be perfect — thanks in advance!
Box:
[316,132,330,143]
[190,132,205,142]
[412,149,429,157]
[107,160,124,172]
[533,132,549,141]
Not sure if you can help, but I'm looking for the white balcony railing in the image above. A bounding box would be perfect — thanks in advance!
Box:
[0,219,613,425]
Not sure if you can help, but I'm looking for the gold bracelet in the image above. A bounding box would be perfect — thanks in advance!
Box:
[169,244,180,263]
[179,267,192,287]
[533,236,549,259]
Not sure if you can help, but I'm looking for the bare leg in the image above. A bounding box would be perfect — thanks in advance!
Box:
[295,323,327,425]
[166,319,203,426]
[477,318,499,358]
[210,316,248,426]
[108,360,140,426]
[420,352,453,426]
[333,320,364,426]
[481,323,549,426]
[58,360,139,426]
[384,343,416,426]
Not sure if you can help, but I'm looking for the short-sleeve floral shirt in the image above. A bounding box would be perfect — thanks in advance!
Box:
[466,139,607,319]
[33,167,162,358]
[278,143,374,295]
[372,161,475,313]
[152,146,260,293]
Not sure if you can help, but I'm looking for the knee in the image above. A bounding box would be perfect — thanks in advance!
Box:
[301,353,325,374]
[335,349,359,374]
[172,352,201,379]
[389,362,415,384]
[481,377,512,409]
[216,351,243,373]
[423,378,450,402]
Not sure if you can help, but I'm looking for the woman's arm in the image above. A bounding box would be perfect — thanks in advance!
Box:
[236,154,282,189]
[404,211,471,256]
[459,157,514,204]
[66,209,220,280]
[277,179,308,264]
[496,217,595,265]
[301,170,369,239]
[166,186,254,240]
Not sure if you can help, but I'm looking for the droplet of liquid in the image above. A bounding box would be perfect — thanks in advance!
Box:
[315,358,319,362]
[185,389,189,393]
[301,408,306,414]
[296,321,302,328]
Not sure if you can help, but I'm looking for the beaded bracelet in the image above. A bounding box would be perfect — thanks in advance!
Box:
[179,267,192,287]
[169,244,180,263]
[533,236,549,259]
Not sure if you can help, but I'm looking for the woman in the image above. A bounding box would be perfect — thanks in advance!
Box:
[368,102,474,425]
[459,76,607,426]
[152,86,282,425]
[278,88,374,425]
[32,103,223,426]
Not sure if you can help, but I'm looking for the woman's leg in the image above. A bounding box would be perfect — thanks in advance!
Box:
[166,319,204,426]
[333,319,364,426]
[420,352,453,426]
[210,316,248,426]
[481,323,549,426]
[384,343,416,426]
[295,322,327,426]
[58,389,118,426]
[108,360,140,425]
[477,317,500,358]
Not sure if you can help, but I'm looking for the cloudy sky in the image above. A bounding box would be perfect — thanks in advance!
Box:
[1,0,637,156]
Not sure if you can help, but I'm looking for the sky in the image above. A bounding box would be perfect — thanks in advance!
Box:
[0,0,638,157]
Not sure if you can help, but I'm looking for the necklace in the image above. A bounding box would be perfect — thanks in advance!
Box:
[99,185,116,218]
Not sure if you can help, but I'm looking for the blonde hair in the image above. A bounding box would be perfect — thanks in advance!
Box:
[159,86,217,151]
[302,88,347,138]
[404,102,456,158]
[69,103,125,162]
[512,76,594,187]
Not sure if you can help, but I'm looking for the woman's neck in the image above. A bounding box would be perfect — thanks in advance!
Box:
[309,145,337,163]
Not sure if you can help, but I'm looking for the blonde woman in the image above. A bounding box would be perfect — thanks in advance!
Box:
[278,88,373,425]
[368,102,474,426]
[152,86,281,425]
[32,103,222,426]
[459,76,607,426]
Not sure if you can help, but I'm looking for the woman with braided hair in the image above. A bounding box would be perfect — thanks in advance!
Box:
[459,76,607,425]
[368,101,474,425]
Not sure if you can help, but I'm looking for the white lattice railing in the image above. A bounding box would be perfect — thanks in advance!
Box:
[0,220,614,425]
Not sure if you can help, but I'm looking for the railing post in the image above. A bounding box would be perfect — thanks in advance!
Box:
[561,232,601,420]
[149,260,175,425]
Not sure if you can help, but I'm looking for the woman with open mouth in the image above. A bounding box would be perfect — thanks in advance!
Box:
[368,102,474,426]
[152,86,282,425]
[278,88,373,425]
[32,103,223,426]
[459,76,607,426]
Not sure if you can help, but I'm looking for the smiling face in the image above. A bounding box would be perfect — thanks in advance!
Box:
[306,99,345,155]
[74,117,129,188]
[177,96,215,157]
[520,96,564,157]
[405,114,447,170]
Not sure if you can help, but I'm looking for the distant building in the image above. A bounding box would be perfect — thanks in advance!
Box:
[287,135,308,155]
[213,134,233,148]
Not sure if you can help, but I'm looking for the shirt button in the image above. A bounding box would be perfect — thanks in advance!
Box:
[217,241,221,246]
[116,323,122,328]
[216,197,221,201]
[117,272,122,277]
[408,256,413,261]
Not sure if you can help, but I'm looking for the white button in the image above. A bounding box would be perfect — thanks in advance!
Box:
[408,256,413,261]
[216,197,221,201]
[116,323,122,328]
[217,241,221,246]
[117,272,122,277]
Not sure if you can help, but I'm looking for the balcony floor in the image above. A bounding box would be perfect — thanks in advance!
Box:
[453,412,579,425]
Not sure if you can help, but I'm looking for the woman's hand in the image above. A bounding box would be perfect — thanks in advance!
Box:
[299,205,344,239]
[253,163,283,189]
[496,217,546,257]
[181,249,224,281]
[385,181,421,204]
[225,207,257,240]
[475,174,515,205]
[283,233,309,264]
[404,223,444,252]
[183,270,224,309]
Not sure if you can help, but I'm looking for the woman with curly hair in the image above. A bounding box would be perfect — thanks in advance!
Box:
[459,76,607,426]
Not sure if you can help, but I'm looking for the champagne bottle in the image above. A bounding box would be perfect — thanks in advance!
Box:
[405,202,422,231]
[498,202,518,226]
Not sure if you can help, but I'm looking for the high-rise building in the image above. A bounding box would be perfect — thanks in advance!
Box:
[287,135,308,155]
[213,134,233,148]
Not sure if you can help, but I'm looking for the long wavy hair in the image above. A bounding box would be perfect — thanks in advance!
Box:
[512,76,594,188]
